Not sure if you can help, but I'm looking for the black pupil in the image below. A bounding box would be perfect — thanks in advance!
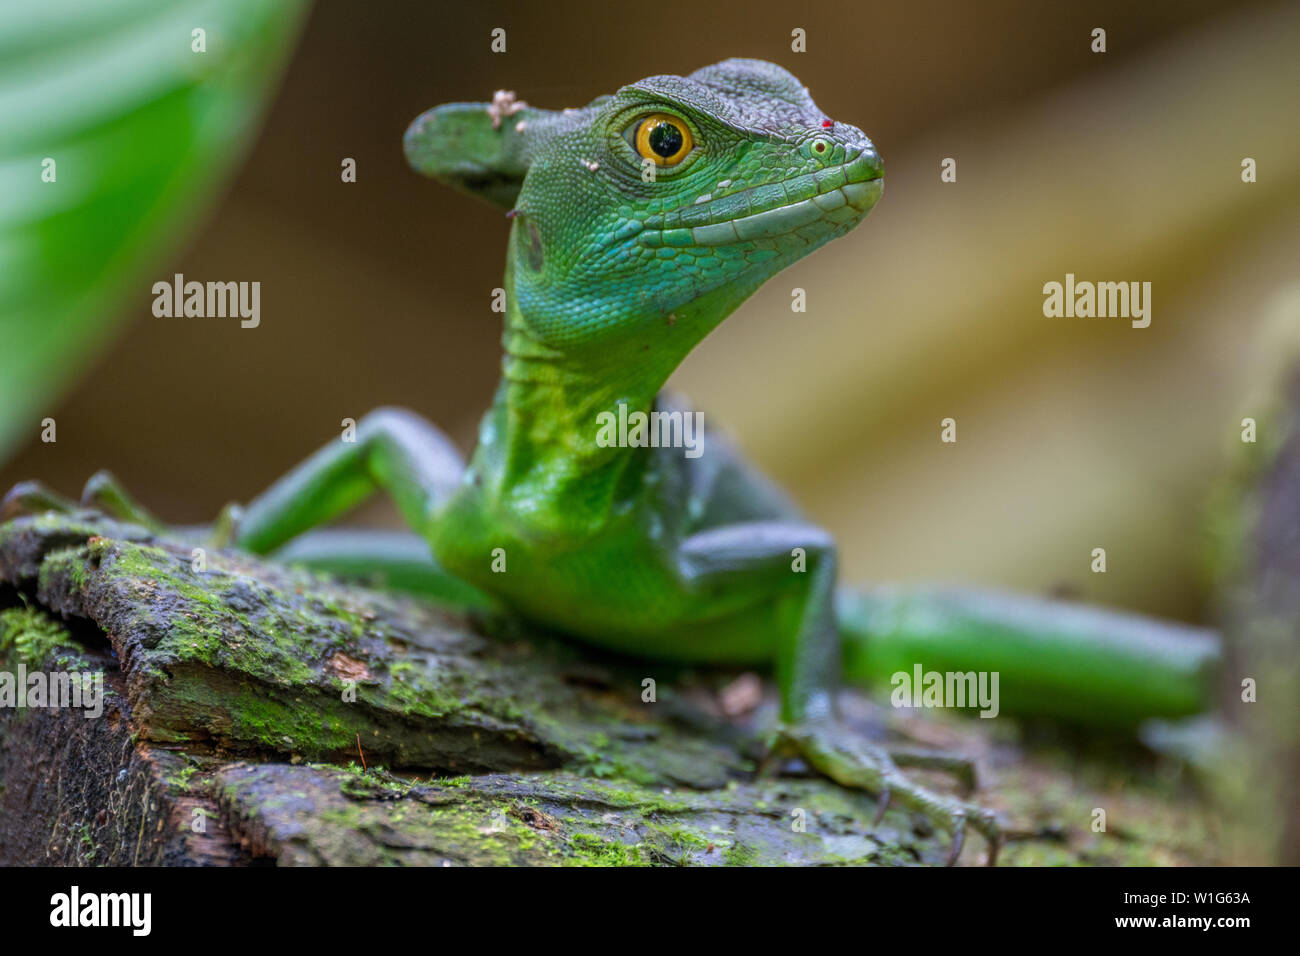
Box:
[648,121,683,158]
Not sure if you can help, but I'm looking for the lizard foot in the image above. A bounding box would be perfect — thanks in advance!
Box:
[4,472,168,532]
[767,722,1001,866]
[1,480,76,521]
[79,469,163,531]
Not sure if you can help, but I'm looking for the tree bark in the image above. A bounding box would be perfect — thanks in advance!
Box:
[1,511,1223,865]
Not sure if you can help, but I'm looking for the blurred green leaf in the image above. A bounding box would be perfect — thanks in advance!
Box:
[0,0,307,463]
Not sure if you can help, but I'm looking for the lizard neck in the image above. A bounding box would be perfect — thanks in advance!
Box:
[474,237,761,522]
[490,312,669,503]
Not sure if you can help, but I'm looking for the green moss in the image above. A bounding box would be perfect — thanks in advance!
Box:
[549,777,691,814]
[657,826,710,850]
[309,795,526,866]
[338,765,420,798]
[641,823,713,863]
[722,839,759,866]
[565,832,651,867]
[92,541,320,685]
[0,603,73,667]
[169,765,199,787]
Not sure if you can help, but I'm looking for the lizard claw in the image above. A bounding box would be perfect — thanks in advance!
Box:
[924,798,1002,867]
[873,787,891,826]
[946,815,965,866]
[772,721,1002,866]
[939,803,1002,866]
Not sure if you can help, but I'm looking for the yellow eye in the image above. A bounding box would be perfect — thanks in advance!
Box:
[634,113,693,166]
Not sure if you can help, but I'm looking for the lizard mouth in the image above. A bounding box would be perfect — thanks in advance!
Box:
[637,148,882,249]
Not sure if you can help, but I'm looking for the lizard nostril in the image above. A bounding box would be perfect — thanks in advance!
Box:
[813,140,827,154]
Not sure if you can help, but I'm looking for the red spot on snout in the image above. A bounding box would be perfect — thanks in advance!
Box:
[821,119,834,128]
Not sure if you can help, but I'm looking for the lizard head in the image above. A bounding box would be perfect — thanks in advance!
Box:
[406,59,882,365]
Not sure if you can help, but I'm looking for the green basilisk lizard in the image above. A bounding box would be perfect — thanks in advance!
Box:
[4,59,1220,865]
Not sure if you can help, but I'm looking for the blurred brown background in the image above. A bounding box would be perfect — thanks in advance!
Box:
[6,0,1298,624]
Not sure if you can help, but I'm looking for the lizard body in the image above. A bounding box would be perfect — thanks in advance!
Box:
[4,59,1220,864]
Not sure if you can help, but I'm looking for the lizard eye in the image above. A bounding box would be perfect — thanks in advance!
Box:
[632,113,694,166]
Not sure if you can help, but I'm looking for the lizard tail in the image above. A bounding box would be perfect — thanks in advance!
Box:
[836,585,1220,728]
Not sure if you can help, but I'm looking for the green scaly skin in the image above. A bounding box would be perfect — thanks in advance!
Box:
[3,60,1222,866]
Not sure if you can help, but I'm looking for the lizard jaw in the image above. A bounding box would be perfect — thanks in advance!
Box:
[637,146,883,249]
[842,176,884,212]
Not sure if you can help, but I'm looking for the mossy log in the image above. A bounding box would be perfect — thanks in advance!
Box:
[0,512,1219,865]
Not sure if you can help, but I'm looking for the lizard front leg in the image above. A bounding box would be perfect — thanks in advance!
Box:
[677,520,1002,865]
[230,406,464,554]
[1,412,474,602]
